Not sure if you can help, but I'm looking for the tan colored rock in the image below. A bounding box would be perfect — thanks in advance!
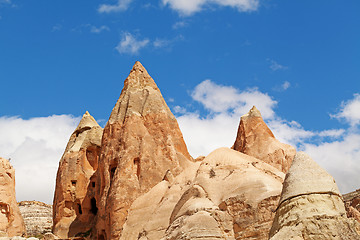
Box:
[343,189,360,224]
[52,111,103,238]
[18,201,52,237]
[94,61,193,239]
[269,152,360,240]
[121,147,285,240]
[232,106,296,173]
[0,157,26,237]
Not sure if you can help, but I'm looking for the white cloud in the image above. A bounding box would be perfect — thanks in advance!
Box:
[98,0,133,13]
[115,32,149,55]
[175,79,360,194]
[269,59,288,71]
[90,25,110,34]
[191,79,277,119]
[281,81,290,90]
[153,38,171,48]
[0,0,11,5]
[162,0,259,16]
[331,93,360,126]
[172,20,187,29]
[0,115,80,204]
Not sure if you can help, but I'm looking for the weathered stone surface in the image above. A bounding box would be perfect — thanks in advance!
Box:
[18,201,52,237]
[52,111,103,238]
[343,189,360,224]
[0,157,26,237]
[269,152,360,240]
[232,106,296,173]
[121,147,284,240]
[94,61,193,239]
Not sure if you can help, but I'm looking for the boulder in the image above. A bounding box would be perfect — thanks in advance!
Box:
[232,106,296,173]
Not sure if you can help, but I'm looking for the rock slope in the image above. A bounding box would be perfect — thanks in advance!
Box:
[18,201,52,237]
[52,111,103,238]
[232,106,296,173]
[0,157,26,237]
[269,152,360,239]
[343,189,360,224]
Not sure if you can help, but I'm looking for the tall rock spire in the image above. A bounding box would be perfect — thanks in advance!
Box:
[94,61,192,239]
[232,106,296,173]
[53,111,103,238]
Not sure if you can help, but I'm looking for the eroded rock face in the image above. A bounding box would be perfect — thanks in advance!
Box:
[269,152,360,240]
[232,106,296,173]
[0,157,26,237]
[343,189,360,224]
[18,201,52,237]
[52,111,103,238]
[120,147,284,240]
[94,61,193,239]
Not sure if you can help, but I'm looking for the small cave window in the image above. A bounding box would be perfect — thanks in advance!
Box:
[78,204,82,215]
[71,180,77,186]
[91,182,96,188]
[90,197,98,215]
[134,157,140,180]
[109,165,117,180]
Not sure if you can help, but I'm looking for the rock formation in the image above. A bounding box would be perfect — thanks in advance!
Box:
[232,106,296,173]
[93,61,193,239]
[343,189,360,224]
[120,147,285,240]
[0,157,26,237]
[269,151,360,239]
[18,201,52,237]
[52,111,103,238]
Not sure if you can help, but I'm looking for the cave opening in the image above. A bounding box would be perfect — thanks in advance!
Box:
[90,197,98,215]
[77,204,82,215]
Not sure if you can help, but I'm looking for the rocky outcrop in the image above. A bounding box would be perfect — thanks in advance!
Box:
[343,189,360,224]
[18,201,52,237]
[120,147,284,240]
[52,112,103,238]
[232,106,296,173]
[0,157,26,237]
[94,61,193,239]
[269,152,360,239]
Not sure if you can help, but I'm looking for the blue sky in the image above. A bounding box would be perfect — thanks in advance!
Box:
[0,0,359,203]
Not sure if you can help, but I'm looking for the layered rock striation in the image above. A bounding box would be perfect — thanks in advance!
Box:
[344,189,360,224]
[269,152,360,239]
[18,201,52,237]
[52,111,103,238]
[232,106,296,173]
[0,157,26,237]
[94,62,193,239]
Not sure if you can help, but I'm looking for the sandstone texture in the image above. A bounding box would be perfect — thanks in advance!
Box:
[120,147,284,240]
[269,151,360,240]
[93,61,193,239]
[343,189,360,224]
[0,157,26,237]
[52,112,103,238]
[18,201,52,237]
[232,106,296,173]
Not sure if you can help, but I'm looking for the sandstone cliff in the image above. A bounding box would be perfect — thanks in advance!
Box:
[52,111,103,238]
[120,147,284,240]
[232,106,296,173]
[0,157,26,237]
[94,61,193,239]
[344,189,360,224]
[18,201,52,237]
[269,152,360,239]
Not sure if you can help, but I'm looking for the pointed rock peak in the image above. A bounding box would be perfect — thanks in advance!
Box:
[76,111,100,131]
[242,105,262,119]
[279,151,341,204]
[123,61,158,90]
